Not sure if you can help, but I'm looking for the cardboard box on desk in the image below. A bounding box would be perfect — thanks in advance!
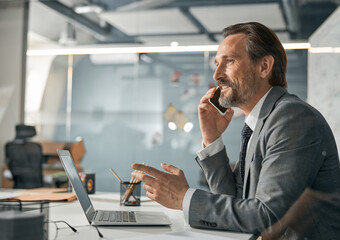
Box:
[39,140,85,165]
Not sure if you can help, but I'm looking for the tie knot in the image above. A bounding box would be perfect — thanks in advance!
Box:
[241,123,253,139]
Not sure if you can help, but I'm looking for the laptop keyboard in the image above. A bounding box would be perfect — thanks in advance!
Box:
[98,211,136,223]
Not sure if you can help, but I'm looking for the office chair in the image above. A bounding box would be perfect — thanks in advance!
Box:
[5,124,43,189]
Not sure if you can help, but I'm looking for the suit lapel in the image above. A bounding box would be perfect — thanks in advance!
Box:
[242,86,287,198]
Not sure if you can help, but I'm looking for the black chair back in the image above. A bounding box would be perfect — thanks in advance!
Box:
[5,125,43,189]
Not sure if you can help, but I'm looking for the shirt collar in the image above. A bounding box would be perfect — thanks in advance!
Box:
[245,87,273,131]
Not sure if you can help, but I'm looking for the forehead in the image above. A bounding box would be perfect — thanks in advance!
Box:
[216,33,248,59]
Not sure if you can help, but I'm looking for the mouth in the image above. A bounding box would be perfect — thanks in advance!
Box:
[217,79,232,89]
[220,85,230,90]
[220,86,232,97]
[218,81,232,90]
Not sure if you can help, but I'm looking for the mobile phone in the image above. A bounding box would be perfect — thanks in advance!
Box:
[208,87,228,115]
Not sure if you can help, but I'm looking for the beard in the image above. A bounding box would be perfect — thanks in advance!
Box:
[218,71,259,108]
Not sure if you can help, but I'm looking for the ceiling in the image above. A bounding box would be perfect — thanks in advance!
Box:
[28,0,340,48]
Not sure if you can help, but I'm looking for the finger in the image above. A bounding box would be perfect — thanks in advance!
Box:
[131,171,155,185]
[198,102,214,112]
[145,191,155,201]
[200,88,216,104]
[143,184,154,194]
[131,163,164,178]
[161,163,182,176]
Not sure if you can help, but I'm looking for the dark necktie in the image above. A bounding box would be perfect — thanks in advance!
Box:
[240,123,253,183]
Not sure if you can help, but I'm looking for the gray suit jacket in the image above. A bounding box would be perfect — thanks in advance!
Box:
[190,86,340,237]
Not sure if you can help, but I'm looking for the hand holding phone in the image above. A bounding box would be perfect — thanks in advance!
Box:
[208,87,228,115]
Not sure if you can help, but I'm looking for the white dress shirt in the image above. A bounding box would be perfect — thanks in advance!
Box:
[182,88,273,222]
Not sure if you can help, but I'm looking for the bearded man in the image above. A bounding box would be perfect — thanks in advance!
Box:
[131,22,340,239]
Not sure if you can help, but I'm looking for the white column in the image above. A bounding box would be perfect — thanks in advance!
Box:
[308,7,340,149]
[0,2,28,186]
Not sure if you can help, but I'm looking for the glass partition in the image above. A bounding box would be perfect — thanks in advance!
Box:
[25,55,69,141]
[25,48,307,192]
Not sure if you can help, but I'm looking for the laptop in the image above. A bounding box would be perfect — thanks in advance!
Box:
[57,149,171,226]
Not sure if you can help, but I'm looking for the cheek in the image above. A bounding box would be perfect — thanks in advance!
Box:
[226,70,236,84]
[226,65,242,80]
[227,70,241,86]
[226,67,233,77]
[236,68,252,84]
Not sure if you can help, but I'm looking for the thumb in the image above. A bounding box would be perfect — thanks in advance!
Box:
[161,163,180,175]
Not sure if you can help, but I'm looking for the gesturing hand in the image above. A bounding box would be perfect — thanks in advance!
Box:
[131,163,189,210]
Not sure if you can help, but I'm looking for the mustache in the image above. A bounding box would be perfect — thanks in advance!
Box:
[217,79,236,89]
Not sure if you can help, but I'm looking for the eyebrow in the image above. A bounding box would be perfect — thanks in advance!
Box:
[221,53,240,59]
[215,53,240,63]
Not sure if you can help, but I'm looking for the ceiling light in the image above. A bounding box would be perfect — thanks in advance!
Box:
[170,41,179,47]
[309,47,340,53]
[282,42,310,49]
[27,42,311,56]
[90,53,138,64]
[27,45,219,56]
[74,4,103,14]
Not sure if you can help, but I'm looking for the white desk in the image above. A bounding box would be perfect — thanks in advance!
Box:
[48,192,254,240]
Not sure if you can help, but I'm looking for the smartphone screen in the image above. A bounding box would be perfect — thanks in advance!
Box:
[208,87,228,115]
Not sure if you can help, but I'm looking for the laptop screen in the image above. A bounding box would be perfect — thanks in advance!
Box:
[57,150,95,223]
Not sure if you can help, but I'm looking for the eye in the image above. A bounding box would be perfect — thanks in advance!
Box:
[226,59,234,64]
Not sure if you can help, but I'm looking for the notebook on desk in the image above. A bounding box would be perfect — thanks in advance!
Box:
[57,150,171,226]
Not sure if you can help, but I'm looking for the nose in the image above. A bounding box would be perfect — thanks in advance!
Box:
[213,64,226,83]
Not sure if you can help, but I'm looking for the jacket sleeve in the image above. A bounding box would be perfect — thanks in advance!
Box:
[195,147,238,196]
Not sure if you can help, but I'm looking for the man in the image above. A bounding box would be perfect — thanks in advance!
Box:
[131,22,340,237]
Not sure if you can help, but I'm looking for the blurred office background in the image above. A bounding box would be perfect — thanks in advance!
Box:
[0,0,339,192]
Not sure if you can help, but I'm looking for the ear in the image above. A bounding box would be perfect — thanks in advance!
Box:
[258,55,274,79]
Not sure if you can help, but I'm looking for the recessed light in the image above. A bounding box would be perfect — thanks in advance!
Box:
[170,41,179,47]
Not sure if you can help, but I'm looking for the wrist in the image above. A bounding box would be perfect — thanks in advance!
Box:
[203,136,218,147]
[203,141,209,148]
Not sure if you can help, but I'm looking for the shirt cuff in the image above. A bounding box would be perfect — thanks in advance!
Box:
[182,188,196,224]
[196,136,224,160]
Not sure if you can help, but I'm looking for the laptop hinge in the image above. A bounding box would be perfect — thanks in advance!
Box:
[92,210,98,222]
